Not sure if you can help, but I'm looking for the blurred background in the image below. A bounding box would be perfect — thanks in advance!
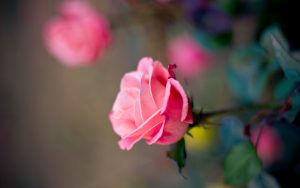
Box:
[0,0,299,187]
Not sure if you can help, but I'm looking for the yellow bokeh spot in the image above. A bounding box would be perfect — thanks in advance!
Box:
[185,125,218,151]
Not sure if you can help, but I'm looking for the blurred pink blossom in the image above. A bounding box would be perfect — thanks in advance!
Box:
[109,57,193,150]
[44,0,112,67]
[251,125,284,166]
[167,36,214,78]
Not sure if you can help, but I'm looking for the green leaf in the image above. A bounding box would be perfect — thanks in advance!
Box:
[167,138,187,174]
[271,35,300,81]
[248,172,280,188]
[227,45,277,103]
[224,141,262,186]
[260,26,289,54]
[274,78,296,100]
[260,26,300,82]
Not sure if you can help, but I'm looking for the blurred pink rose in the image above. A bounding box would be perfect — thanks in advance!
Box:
[109,57,193,150]
[44,1,112,67]
[251,125,284,166]
[167,36,214,78]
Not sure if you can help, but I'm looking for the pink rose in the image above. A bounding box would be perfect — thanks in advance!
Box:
[44,1,112,67]
[109,57,193,150]
[167,36,214,78]
[251,126,284,166]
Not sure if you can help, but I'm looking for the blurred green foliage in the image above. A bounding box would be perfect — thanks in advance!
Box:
[224,141,262,186]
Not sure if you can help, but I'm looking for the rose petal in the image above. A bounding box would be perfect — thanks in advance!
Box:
[119,110,165,150]
[112,89,139,112]
[161,78,189,122]
[134,93,143,126]
[137,57,154,73]
[139,74,158,120]
[119,121,164,150]
[146,119,165,145]
[120,71,142,90]
[155,119,189,145]
[150,61,169,107]
[109,112,136,137]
